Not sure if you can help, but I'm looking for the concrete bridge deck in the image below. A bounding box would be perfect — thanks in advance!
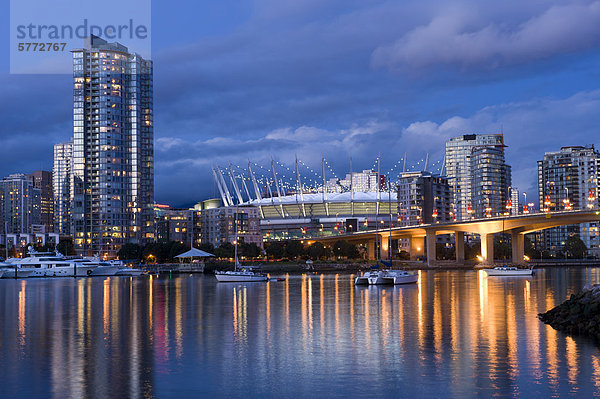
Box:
[305,209,600,266]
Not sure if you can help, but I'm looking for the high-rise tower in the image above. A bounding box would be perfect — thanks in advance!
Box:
[53,140,73,236]
[445,134,511,220]
[538,145,600,256]
[70,35,154,256]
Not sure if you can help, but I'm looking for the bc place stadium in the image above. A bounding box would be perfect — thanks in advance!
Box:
[211,155,444,240]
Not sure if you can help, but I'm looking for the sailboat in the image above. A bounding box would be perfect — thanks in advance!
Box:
[483,200,534,276]
[355,156,418,285]
[215,213,268,282]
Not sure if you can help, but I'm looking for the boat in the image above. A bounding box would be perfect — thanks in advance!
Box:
[0,264,34,278]
[5,248,97,277]
[83,256,120,276]
[355,260,419,285]
[90,262,121,276]
[355,269,383,285]
[484,266,534,276]
[115,267,146,276]
[215,216,267,282]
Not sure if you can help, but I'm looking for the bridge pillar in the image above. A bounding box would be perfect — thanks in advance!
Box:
[379,234,389,261]
[481,233,494,265]
[455,231,465,264]
[426,230,436,267]
[366,239,376,260]
[511,231,525,265]
[409,236,424,260]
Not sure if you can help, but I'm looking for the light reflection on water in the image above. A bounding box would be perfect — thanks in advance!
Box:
[1,269,600,398]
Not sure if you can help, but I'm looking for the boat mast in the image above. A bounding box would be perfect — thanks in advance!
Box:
[233,211,239,271]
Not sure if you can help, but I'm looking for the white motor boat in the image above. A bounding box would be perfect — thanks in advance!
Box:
[6,248,97,277]
[383,269,419,284]
[484,266,533,276]
[0,265,34,278]
[90,263,121,276]
[357,269,418,285]
[115,267,146,276]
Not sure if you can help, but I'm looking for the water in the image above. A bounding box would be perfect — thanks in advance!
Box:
[1,269,600,398]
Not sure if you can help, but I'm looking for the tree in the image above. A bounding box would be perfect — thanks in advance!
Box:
[239,242,261,258]
[169,241,189,260]
[565,236,587,259]
[332,240,359,259]
[198,242,215,254]
[465,241,481,260]
[285,240,304,259]
[57,238,76,256]
[117,243,142,261]
[265,242,285,259]
[308,242,326,260]
[494,234,511,260]
[214,242,235,259]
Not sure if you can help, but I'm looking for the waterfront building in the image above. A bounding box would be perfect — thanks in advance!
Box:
[154,205,201,247]
[470,145,511,219]
[537,145,600,256]
[53,141,73,235]
[201,206,263,248]
[445,134,511,220]
[397,171,451,226]
[0,174,41,234]
[28,171,53,232]
[70,35,154,256]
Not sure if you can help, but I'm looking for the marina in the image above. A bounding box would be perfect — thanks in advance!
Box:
[1,268,600,398]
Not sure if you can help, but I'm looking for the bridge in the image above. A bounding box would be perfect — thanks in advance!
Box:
[307,209,600,266]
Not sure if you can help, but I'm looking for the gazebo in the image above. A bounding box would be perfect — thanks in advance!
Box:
[175,247,215,263]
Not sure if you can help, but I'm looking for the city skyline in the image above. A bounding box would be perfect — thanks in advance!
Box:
[0,0,599,207]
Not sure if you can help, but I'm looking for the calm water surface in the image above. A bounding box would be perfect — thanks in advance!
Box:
[2,269,600,398]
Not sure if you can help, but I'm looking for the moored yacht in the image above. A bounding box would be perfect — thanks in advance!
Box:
[355,260,419,285]
[0,264,34,278]
[6,248,96,277]
[484,266,533,276]
[215,264,268,282]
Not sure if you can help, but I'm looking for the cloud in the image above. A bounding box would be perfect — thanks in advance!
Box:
[372,1,600,71]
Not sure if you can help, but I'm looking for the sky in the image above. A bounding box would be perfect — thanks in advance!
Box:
[1,0,599,207]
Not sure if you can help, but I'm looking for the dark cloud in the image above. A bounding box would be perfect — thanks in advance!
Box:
[372,1,600,71]
[0,0,599,208]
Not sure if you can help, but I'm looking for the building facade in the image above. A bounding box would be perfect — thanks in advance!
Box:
[445,134,511,220]
[28,171,53,232]
[201,206,263,249]
[510,187,520,216]
[70,36,154,256]
[470,146,511,219]
[537,146,600,255]
[53,141,73,235]
[0,174,41,234]
[154,205,201,247]
[397,171,451,226]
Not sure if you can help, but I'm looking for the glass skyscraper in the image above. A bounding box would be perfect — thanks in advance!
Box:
[445,134,511,220]
[69,35,154,256]
[53,140,73,236]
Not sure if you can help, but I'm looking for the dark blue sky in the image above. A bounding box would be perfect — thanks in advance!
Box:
[1,0,600,207]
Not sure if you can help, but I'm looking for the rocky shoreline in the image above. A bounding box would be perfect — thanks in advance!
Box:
[538,284,600,342]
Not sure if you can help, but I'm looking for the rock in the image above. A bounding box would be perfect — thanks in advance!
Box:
[539,287,600,344]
